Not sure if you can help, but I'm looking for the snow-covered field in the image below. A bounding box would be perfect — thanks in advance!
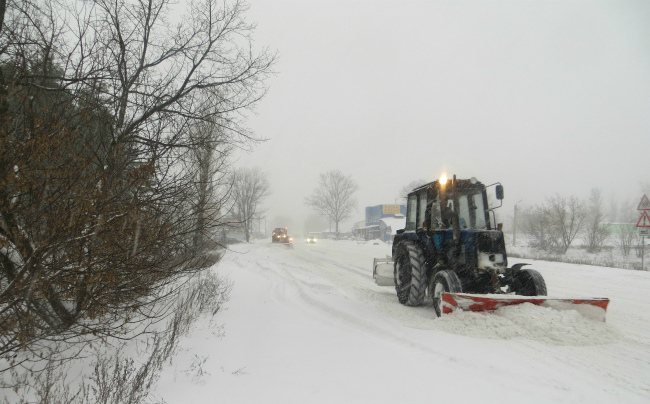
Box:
[155,239,650,403]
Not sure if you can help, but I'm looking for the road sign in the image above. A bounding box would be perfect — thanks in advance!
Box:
[637,211,650,228]
[638,194,650,210]
[640,228,650,236]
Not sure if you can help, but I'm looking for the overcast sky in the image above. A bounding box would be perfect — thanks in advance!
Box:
[234,0,650,233]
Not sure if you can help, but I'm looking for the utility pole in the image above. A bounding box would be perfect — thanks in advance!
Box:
[636,194,650,270]
[513,200,522,247]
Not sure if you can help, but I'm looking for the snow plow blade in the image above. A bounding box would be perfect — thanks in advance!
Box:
[441,293,610,322]
[373,256,394,286]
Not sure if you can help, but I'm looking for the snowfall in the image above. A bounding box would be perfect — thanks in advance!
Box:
[154,238,650,404]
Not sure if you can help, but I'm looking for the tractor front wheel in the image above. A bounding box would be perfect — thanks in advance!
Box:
[430,270,462,317]
[393,241,427,306]
[513,268,547,296]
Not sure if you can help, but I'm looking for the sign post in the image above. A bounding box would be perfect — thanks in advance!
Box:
[637,195,650,270]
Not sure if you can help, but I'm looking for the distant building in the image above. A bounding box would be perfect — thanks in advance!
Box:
[354,223,381,241]
[355,204,406,242]
[365,204,407,226]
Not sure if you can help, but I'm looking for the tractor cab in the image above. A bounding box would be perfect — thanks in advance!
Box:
[404,175,495,233]
[393,174,512,303]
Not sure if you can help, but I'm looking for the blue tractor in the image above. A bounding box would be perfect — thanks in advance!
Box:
[391,174,547,316]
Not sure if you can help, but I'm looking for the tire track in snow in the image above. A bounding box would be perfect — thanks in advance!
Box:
[240,245,471,363]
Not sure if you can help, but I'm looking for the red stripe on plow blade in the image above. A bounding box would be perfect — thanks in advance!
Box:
[441,293,457,314]
[441,293,610,322]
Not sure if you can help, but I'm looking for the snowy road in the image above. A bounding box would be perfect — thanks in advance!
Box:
[157,239,650,403]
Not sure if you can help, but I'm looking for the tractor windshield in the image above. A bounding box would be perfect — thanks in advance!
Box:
[456,190,488,229]
[404,181,490,232]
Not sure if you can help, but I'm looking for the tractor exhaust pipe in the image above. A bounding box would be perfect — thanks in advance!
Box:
[451,175,462,256]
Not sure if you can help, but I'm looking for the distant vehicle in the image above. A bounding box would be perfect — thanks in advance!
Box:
[272,227,293,244]
[306,235,317,244]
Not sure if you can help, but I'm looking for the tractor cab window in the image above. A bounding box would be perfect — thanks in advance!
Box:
[456,191,488,229]
[472,194,487,229]
[417,192,428,229]
[406,195,417,231]
[458,196,470,229]
[441,200,453,228]
[428,195,441,229]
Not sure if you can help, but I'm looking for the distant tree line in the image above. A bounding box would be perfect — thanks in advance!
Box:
[518,186,649,257]
[0,0,274,373]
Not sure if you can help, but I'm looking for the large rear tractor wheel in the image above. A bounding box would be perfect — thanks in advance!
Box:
[513,268,547,296]
[393,241,427,306]
[430,270,462,317]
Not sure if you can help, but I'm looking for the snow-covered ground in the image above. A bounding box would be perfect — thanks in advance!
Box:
[155,239,650,403]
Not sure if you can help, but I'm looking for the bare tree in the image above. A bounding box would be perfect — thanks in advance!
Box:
[610,195,641,258]
[522,194,586,254]
[0,0,274,369]
[229,167,270,242]
[521,205,555,251]
[585,188,608,253]
[547,194,587,254]
[305,170,359,237]
[185,119,233,250]
[399,179,427,201]
[614,224,637,257]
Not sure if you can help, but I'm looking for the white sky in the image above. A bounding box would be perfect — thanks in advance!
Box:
[234,0,650,232]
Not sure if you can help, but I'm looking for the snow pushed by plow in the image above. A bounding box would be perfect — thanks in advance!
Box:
[437,302,620,346]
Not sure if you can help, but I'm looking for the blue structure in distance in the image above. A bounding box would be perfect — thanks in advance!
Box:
[365,205,407,226]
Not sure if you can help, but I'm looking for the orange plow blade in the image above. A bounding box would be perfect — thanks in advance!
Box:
[441,293,610,322]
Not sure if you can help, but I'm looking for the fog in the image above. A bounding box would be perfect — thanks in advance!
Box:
[234,0,650,234]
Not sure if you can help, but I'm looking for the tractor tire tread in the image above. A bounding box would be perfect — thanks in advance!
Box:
[394,241,427,307]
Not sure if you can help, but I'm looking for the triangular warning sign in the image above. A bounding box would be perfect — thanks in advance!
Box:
[638,194,650,210]
[637,211,650,228]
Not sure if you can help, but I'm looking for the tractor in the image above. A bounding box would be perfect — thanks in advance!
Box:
[378,174,609,319]
[272,227,293,245]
